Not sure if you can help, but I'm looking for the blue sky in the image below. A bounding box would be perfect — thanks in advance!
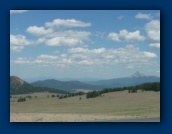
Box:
[10,10,160,80]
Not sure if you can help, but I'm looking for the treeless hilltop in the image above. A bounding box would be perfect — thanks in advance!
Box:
[10,76,25,86]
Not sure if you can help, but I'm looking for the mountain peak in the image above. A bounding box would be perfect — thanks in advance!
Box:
[10,76,26,86]
[128,71,145,78]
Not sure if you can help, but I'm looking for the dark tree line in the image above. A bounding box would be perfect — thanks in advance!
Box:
[86,82,160,99]
[138,82,160,92]
[50,91,85,99]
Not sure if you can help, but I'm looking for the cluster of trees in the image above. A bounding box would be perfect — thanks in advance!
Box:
[86,91,101,98]
[86,87,125,99]
[48,92,85,99]
[86,82,160,99]
[26,95,32,99]
[138,82,160,92]
[17,97,26,102]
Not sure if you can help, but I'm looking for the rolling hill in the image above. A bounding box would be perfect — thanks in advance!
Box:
[10,76,68,95]
[30,71,159,91]
[31,79,104,91]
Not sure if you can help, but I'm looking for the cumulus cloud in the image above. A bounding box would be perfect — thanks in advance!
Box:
[145,20,160,42]
[25,23,91,47]
[45,19,91,28]
[10,34,32,52]
[135,13,151,20]
[45,37,83,47]
[14,45,157,68]
[108,32,120,42]
[145,20,160,49]
[10,10,28,14]
[69,45,157,65]
[26,26,53,36]
[24,18,92,47]
[119,29,145,41]
[149,43,160,49]
[44,30,91,47]
[143,51,157,58]
[108,29,145,42]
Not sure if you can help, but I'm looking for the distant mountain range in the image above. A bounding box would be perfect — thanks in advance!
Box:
[30,71,160,91]
[87,71,160,87]
[10,72,160,94]
[10,76,68,95]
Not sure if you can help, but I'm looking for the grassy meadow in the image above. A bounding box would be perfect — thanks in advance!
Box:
[10,90,160,121]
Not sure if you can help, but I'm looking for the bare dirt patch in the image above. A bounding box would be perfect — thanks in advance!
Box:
[10,113,145,122]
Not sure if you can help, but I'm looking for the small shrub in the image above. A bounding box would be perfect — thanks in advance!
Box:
[26,95,32,99]
[17,97,26,102]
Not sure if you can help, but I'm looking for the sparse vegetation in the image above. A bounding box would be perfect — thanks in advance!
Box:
[10,90,160,119]
[86,82,160,99]
[17,97,26,102]
[26,95,32,99]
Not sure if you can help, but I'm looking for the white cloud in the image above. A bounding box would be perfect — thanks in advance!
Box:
[10,34,32,52]
[25,18,92,47]
[26,26,53,36]
[14,57,31,64]
[145,20,160,49]
[45,37,83,47]
[69,47,106,54]
[119,29,145,41]
[108,32,120,42]
[26,28,91,47]
[45,19,91,28]
[68,45,156,66]
[10,10,28,14]
[135,13,151,20]
[108,29,145,42]
[14,45,157,68]
[45,30,91,47]
[149,43,160,49]
[143,51,157,58]
[145,20,160,42]
[35,37,46,44]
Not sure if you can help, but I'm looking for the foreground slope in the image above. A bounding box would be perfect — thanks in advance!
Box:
[10,90,160,122]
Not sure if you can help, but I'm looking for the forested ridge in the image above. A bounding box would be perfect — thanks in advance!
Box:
[86,82,160,99]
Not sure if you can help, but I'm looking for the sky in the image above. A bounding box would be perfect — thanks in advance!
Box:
[10,10,160,80]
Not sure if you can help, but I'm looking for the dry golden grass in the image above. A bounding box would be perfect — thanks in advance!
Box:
[10,90,160,122]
